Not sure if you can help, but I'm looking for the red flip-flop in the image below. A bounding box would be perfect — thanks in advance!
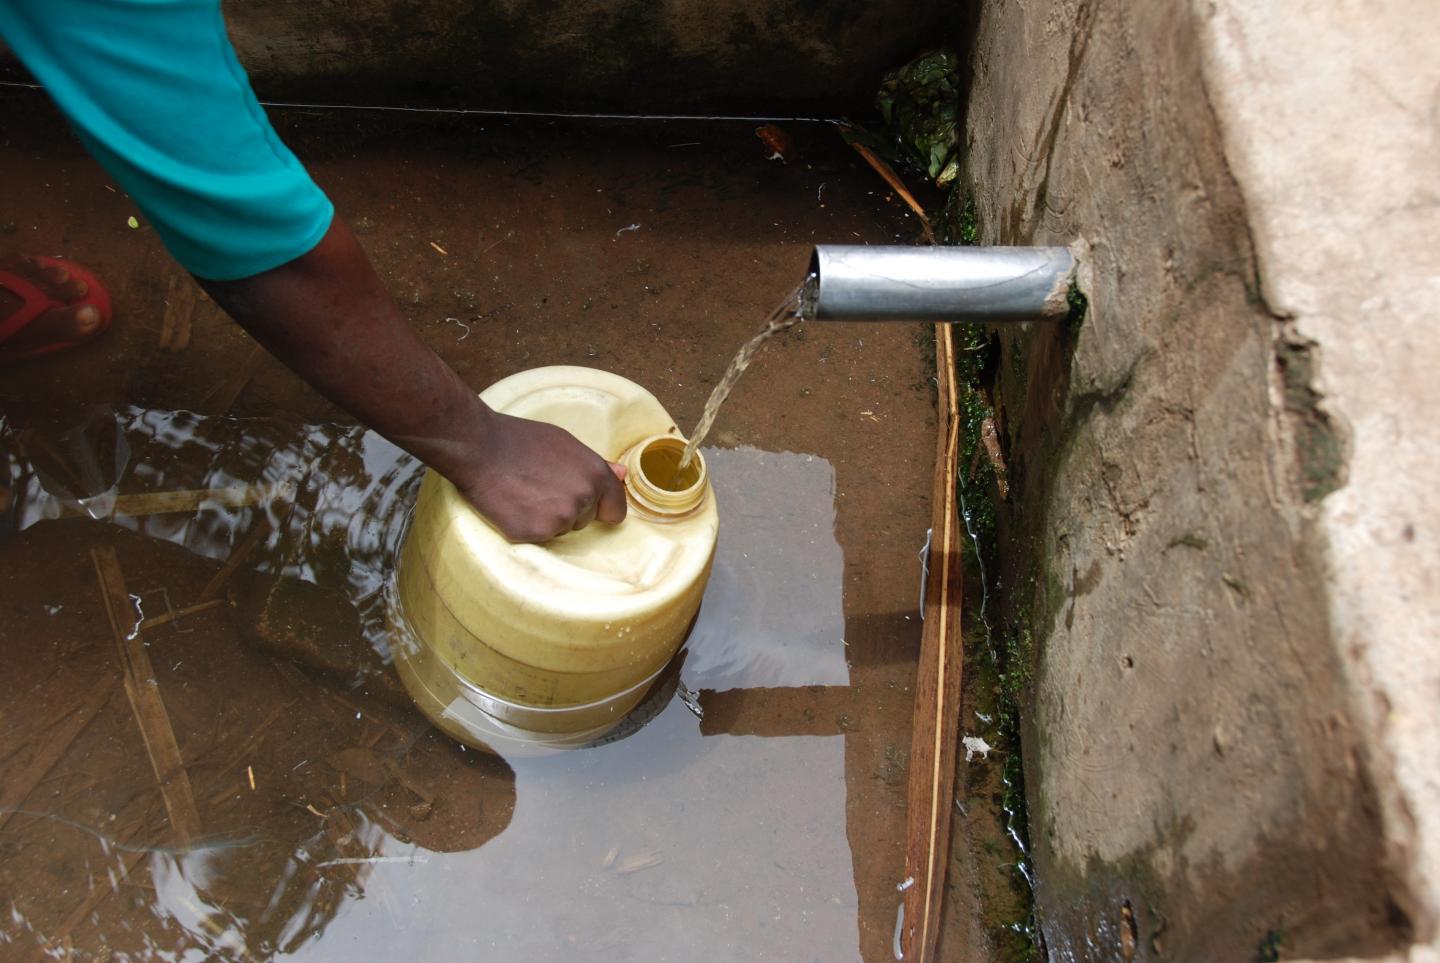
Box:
[0,256,113,360]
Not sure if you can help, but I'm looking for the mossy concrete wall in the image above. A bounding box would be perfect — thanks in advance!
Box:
[963,0,1440,959]
[75,0,941,113]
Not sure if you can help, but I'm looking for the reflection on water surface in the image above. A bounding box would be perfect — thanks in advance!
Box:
[0,406,884,961]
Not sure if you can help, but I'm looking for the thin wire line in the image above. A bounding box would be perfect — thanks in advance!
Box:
[0,79,841,125]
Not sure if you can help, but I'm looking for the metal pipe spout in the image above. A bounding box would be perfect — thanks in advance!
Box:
[804,245,1075,323]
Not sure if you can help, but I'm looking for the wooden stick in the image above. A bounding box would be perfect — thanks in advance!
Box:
[169,274,196,353]
[842,126,969,959]
[0,673,116,833]
[195,520,270,604]
[91,546,202,841]
[157,274,180,350]
[59,482,294,519]
[980,415,1010,500]
[901,318,965,963]
[138,598,226,630]
[847,140,938,244]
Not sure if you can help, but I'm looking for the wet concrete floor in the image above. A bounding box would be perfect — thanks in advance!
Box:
[0,93,993,960]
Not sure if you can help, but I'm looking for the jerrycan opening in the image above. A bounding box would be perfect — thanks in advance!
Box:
[624,435,709,518]
[643,444,702,492]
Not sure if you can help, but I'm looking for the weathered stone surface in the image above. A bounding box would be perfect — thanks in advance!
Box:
[964,0,1438,959]
[1199,8,1440,956]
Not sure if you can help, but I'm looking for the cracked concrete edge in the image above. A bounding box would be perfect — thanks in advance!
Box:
[1196,0,1440,943]
[1040,254,1075,320]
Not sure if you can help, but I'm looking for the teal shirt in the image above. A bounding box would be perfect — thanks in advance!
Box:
[0,0,334,280]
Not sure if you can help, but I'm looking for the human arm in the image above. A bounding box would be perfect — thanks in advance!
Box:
[197,216,626,543]
[0,0,624,541]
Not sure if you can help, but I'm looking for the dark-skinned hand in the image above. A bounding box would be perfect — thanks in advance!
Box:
[451,410,627,543]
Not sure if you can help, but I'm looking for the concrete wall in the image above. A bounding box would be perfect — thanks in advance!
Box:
[964,0,1440,960]
[5,0,945,114]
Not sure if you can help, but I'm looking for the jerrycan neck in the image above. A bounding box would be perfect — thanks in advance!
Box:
[622,435,710,520]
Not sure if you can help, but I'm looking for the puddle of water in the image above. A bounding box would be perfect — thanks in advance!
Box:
[0,101,938,960]
[0,408,875,960]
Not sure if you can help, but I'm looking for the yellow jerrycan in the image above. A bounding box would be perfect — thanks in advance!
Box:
[390,366,718,754]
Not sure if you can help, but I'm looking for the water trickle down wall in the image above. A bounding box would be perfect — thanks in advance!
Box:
[960,0,1440,959]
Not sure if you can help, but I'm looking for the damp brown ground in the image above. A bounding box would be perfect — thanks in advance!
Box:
[0,93,994,961]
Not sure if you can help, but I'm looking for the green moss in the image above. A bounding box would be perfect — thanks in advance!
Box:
[949,319,1041,961]
[965,605,1041,963]
[994,628,1040,962]
[1036,846,1179,963]
[858,57,1041,954]
[940,189,979,246]
[1256,927,1286,962]
[1008,338,1029,399]
[1275,339,1346,502]
[912,327,939,398]
[953,318,988,382]
[1065,278,1088,334]
[999,626,1034,706]
[956,385,1000,567]
[960,193,979,246]
[1166,532,1209,552]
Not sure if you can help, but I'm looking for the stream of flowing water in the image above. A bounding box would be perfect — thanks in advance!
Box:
[679,279,812,468]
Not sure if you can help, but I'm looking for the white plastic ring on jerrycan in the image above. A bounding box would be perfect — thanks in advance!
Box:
[389,366,719,755]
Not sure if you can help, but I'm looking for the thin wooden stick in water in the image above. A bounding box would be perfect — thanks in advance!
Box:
[847,139,937,245]
[679,284,805,468]
[92,546,202,842]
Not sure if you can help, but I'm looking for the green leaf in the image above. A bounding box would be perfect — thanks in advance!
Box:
[936,156,960,188]
[872,48,961,187]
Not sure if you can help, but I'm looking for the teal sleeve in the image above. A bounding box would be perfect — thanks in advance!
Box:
[0,0,334,280]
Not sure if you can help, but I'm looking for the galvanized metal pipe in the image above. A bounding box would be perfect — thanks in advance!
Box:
[805,245,1076,322]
